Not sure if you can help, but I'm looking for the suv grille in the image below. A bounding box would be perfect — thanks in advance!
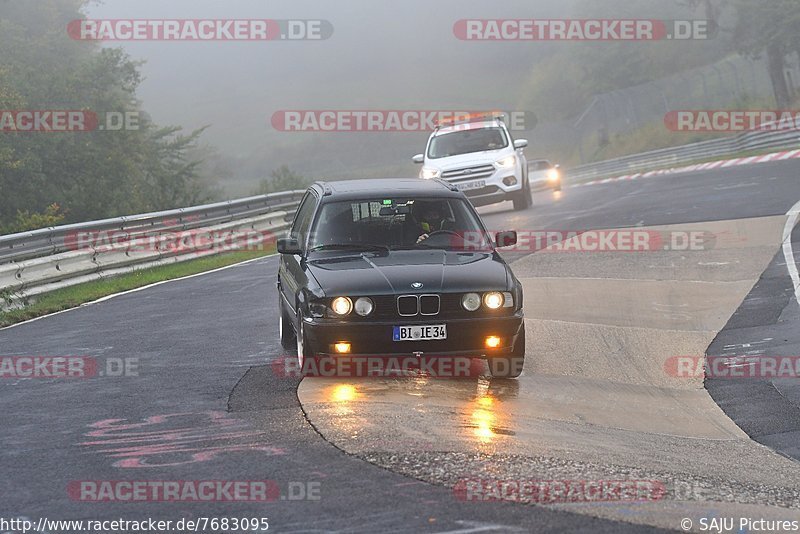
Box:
[441,164,496,183]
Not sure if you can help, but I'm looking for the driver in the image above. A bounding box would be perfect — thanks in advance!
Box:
[415,202,452,243]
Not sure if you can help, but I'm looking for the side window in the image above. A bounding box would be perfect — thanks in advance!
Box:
[290,192,317,246]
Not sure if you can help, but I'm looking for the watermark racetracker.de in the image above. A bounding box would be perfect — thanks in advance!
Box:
[67,19,333,41]
[454,19,715,41]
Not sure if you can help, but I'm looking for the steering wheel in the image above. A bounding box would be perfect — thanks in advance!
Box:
[427,230,460,238]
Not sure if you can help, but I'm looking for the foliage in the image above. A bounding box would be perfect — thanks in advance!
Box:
[254,165,312,195]
[0,0,214,232]
[1,203,66,234]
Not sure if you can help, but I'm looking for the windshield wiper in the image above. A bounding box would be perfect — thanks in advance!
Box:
[309,243,389,253]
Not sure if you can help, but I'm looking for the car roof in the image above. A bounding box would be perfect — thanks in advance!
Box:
[311,179,462,201]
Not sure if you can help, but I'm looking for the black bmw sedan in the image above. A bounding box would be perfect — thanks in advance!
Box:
[276,178,525,378]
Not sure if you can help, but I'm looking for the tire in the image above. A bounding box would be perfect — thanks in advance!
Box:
[553,184,562,192]
[512,177,532,211]
[488,328,525,378]
[279,298,296,350]
[295,315,318,373]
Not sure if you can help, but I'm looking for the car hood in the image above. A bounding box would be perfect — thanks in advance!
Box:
[428,150,506,171]
[306,249,512,295]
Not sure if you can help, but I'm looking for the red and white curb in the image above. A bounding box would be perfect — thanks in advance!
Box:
[574,148,800,188]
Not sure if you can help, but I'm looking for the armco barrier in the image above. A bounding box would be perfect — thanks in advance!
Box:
[563,125,800,183]
[5,125,799,305]
[0,191,304,305]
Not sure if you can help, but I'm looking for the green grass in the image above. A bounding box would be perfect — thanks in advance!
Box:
[0,247,275,327]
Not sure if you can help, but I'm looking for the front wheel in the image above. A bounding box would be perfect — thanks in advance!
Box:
[512,177,532,211]
[295,315,318,372]
[279,299,296,350]
[488,328,525,378]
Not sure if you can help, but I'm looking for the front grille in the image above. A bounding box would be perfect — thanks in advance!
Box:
[419,295,441,315]
[397,295,419,316]
[442,164,496,183]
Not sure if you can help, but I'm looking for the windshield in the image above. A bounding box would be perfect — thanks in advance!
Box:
[308,197,492,251]
[531,160,553,170]
[427,127,509,159]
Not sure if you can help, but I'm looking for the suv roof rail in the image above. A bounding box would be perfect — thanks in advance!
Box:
[433,178,459,192]
[435,111,506,129]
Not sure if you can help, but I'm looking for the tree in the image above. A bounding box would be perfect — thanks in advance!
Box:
[0,0,214,230]
[732,0,800,107]
[254,165,311,195]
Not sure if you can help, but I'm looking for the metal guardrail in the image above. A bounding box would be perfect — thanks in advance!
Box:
[4,124,799,304]
[563,127,800,183]
[0,190,306,303]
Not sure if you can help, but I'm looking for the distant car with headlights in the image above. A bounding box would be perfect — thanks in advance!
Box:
[276,178,525,378]
[529,159,562,192]
[412,115,531,211]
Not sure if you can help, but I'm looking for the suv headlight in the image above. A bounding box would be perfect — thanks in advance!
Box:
[331,297,353,316]
[547,168,560,182]
[421,167,441,180]
[496,155,517,168]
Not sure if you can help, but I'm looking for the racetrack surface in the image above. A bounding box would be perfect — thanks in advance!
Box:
[3,160,800,532]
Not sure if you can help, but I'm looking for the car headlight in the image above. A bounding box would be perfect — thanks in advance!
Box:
[354,297,374,316]
[483,292,504,309]
[462,293,481,312]
[331,297,353,316]
[496,155,517,168]
[421,167,441,180]
[547,169,560,182]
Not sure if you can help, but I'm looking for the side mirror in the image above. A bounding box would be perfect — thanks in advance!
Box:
[412,154,425,164]
[513,139,528,149]
[277,237,302,255]
[554,164,560,169]
[495,231,517,248]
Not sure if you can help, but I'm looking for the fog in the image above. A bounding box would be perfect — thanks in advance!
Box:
[85,0,579,192]
[79,0,740,196]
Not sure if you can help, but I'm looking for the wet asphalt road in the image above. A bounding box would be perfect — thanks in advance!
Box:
[1,158,800,533]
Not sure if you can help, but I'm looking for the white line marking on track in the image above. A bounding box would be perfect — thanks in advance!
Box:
[783,200,800,307]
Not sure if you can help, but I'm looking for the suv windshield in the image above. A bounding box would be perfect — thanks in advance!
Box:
[427,127,509,159]
[308,197,492,251]
[531,160,553,170]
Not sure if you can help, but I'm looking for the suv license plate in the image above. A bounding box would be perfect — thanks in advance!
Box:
[393,325,447,341]
[456,180,486,191]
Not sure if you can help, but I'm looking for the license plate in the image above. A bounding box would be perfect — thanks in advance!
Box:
[455,180,485,191]
[393,325,447,341]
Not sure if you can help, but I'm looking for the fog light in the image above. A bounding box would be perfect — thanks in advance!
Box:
[503,176,518,186]
[485,336,501,349]
[334,342,351,354]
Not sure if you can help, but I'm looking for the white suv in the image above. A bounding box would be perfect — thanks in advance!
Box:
[412,116,531,210]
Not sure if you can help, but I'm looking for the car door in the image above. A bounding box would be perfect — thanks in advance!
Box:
[279,190,318,315]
